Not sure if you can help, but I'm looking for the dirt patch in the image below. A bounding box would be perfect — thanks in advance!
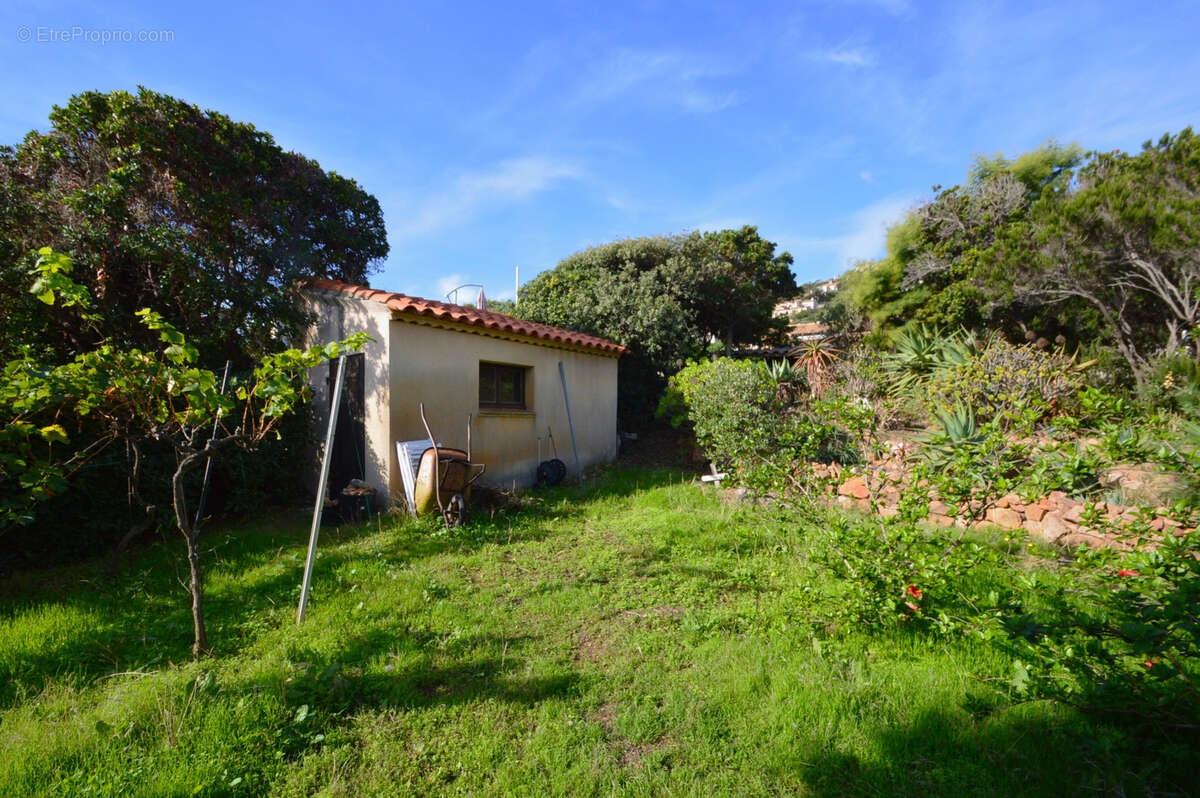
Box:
[590,701,669,768]
[593,701,617,733]
[619,736,670,768]
[574,630,611,664]
[617,426,705,471]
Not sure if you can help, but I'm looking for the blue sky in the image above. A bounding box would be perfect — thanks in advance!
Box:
[2,1,1197,302]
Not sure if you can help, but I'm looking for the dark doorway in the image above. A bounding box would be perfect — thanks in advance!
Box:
[327,353,366,497]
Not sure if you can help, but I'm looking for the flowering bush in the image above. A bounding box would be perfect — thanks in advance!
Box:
[998,528,1200,732]
[925,335,1086,424]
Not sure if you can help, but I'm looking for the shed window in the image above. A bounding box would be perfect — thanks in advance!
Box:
[479,362,527,409]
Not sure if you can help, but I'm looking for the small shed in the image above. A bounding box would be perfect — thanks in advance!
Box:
[300,278,626,506]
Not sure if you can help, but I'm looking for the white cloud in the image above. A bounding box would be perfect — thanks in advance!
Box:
[436,273,470,303]
[835,194,915,266]
[573,48,739,114]
[811,47,876,67]
[782,194,917,271]
[391,157,580,239]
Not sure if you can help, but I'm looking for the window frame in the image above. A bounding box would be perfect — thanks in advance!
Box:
[478,361,529,411]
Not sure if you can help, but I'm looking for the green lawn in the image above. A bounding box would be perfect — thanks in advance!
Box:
[0,468,1187,796]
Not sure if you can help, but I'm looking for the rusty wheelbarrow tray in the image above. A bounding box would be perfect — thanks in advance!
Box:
[415,403,486,526]
[413,446,485,525]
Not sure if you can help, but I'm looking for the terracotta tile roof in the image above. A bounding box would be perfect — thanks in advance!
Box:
[790,322,830,337]
[304,278,628,355]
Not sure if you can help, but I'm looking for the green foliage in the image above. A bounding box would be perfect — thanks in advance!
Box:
[1001,530,1200,732]
[657,358,780,462]
[931,402,979,444]
[660,358,860,492]
[811,505,995,633]
[2,470,1192,794]
[883,324,975,392]
[1,250,368,654]
[1139,351,1200,414]
[924,335,1086,424]
[518,227,797,425]
[766,359,801,385]
[0,88,387,365]
[969,139,1084,192]
[994,129,1200,380]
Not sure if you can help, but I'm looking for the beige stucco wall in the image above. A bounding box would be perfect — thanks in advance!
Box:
[300,292,393,500]
[302,289,620,508]
[387,317,619,498]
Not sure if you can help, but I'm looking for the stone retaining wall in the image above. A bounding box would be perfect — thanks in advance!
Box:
[815,461,1192,550]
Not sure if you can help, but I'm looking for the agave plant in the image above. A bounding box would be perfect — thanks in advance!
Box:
[767,359,802,384]
[924,402,984,470]
[766,358,804,404]
[932,402,979,443]
[885,324,976,394]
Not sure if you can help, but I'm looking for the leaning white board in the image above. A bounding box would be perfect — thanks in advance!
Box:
[396,439,438,515]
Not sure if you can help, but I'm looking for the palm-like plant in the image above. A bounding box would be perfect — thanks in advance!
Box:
[790,337,842,397]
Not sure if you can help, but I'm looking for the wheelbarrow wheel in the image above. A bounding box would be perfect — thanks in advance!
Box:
[444,493,468,527]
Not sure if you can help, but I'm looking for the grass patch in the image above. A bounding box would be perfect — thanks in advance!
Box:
[0,467,1191,795]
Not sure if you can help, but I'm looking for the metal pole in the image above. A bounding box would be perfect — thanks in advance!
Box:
[194,360,232,530]
[557,361,583,488]
[297,354,346,624]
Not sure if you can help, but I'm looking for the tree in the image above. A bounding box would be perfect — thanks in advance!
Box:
[0,88,388,366]
[3,249,366,656]
[902,140,1084,330]
[516,228,797,423]
[517,235,706,424]
[831,141,1083,340]
[996,130,1200,380]
[696,226,798,355]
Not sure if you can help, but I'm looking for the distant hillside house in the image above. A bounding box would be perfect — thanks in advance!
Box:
[773,297,819,317]
[300,279,626,506]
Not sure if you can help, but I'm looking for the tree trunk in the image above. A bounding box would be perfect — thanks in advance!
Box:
[186,531,208,657]
[172,458,210,657]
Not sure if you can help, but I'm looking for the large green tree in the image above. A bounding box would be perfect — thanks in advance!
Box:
[0,88,388,366]
[517,227,797,424]
[829,140,1085,341]
[696,226,797,355]
[993,130,1200,380]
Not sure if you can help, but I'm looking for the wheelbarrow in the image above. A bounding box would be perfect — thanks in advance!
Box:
[414,405,486,526]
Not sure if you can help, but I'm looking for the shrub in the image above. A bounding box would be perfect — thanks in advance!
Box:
[658,358,782,466]
[925,335,1086,424]
[1003,529,1200,734]
[659,358,855,492]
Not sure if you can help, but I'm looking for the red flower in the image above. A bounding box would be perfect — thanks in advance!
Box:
[1145,659,1155,668]
[1117,569,1140,577]
[905,601,920,613]
[906,585,923,599]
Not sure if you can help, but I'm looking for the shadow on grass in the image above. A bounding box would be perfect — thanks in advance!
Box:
[797,705,1192,798]
[0,466,684,709]
[224,623,581,765]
